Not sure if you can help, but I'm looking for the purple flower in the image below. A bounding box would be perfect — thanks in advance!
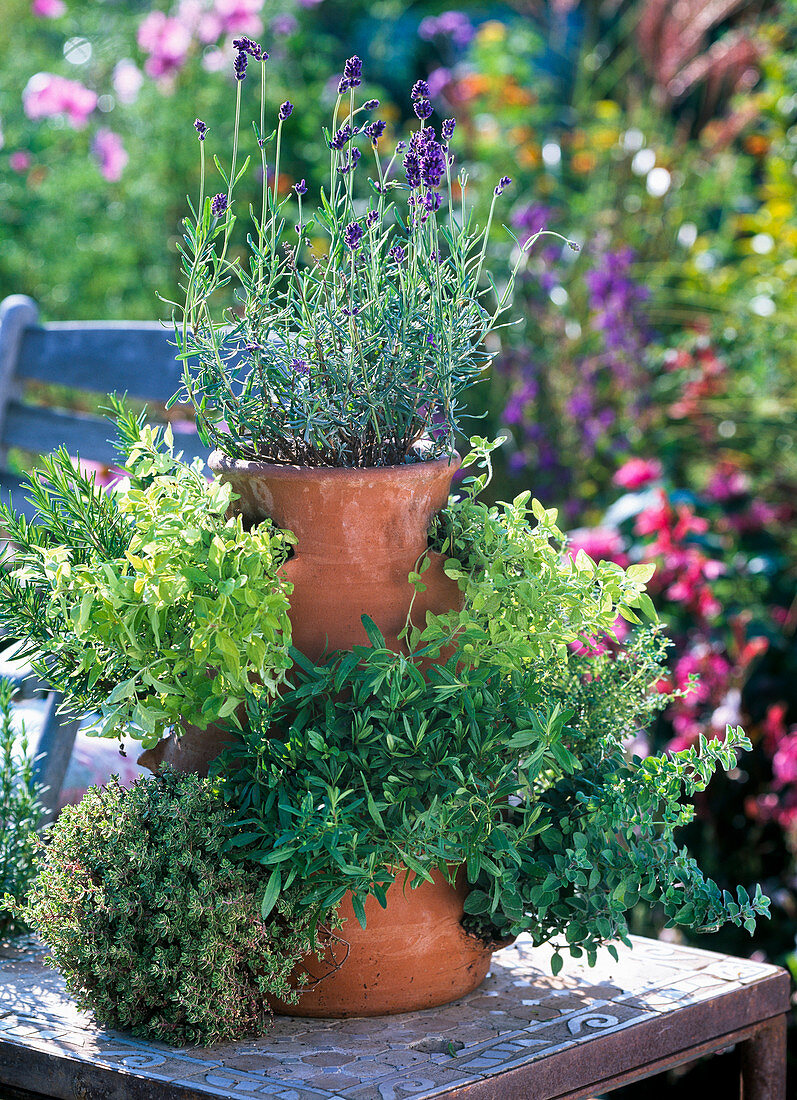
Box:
[411,79,430,101]
[329,124,352,150]
[294,179,307,195]
[389,244,406,262]
[494,175,512,196]
[234,49,248,81]
[420,190,442,213]
[363,98,379,110]
[512,202,552,235]
[290,357,309,375]
[365,119,386,145]
[272,14,297,36]
[418,11,475,48]
[337,148,361,173]
[404,150,421,188]
[421,141,446,188]
[279,100,293,121]
[366,210,379,227]
[414,98,433,121]
[338,55,362,92]
[194,118,207,141]
[442,118,456,141]
[344,222,365,250]
[427,68,451,98]
[232,37,266,61]
[211,192,228,217]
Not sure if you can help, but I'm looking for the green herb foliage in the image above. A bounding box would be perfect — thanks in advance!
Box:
[0,678,43,938]
[219,620,768,970]
[0,406,294,747]
[19,770,324,1046]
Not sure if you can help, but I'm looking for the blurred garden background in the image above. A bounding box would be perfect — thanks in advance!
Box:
[1,0,796,1086]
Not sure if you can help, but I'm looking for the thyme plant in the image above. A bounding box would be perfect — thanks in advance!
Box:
[170,47,576,466]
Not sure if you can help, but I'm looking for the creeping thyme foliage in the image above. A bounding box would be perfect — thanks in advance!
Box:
[21,771,323,1045]
[172,49,575,466]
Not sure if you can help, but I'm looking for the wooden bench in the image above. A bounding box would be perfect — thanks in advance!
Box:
[0,933,788,1099]
[0,294,209,816]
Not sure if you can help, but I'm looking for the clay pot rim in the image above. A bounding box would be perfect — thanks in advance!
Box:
[208,447,461,482]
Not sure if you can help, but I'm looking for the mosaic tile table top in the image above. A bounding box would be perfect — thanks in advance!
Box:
[0,934,789,1100]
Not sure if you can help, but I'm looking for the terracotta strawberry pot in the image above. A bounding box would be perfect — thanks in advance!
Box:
[270,869,494,1018]
[208,449,464,661]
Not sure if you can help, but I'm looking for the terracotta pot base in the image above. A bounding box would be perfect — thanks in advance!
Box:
[270,870,494,1018]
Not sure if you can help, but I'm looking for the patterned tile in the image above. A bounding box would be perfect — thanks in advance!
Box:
[0,935,785,1099]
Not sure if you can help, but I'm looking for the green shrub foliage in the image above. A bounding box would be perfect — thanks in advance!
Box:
[21,770,320,1045]
[0,405,294,747]
[0,678,43,937]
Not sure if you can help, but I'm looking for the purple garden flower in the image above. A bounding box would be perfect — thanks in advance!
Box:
[329,124,352,150]
[389,245,406,262]
[365,119,386,145]
[233,49,247,81]
[344,222,365,250]
[279,101,294,121]
[442,118,456,141]
[363,98,379,110]
[337,148,361,173]
[290,357,309,375]
[421,140,446,188]
[232,37,266,61]
[211,192,228,217]
[414,99,433,121]
[411,79,430,101]
[494,175,512,196]
[194,118,207,140]
[366,210,379,227]
[294,179,307,195]
[339,55,363,92]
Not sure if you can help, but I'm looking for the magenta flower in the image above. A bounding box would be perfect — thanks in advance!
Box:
[23,73,97,130]
[566,527,628,566]
[137,11,191,80]
[613,457,663,490]
[31,0,66,18]
[91,129,129,183]
[9,151,31,173]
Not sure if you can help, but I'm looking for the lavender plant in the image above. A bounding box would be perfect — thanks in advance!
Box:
[169,47,576,467]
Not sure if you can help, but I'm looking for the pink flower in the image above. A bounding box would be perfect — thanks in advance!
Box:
[567,526,628,566]
[137,11,192,79]
[31,0,66,17]
[91,129,128,182]
[10,151,32,172]
[23,72,97,129]
[772,732,797,788]
[613,457,663,490]
[112,59,144,105]
[198,0,264,43]
[705,460,750,502]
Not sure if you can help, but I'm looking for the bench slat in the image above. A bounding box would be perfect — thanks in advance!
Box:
[18,324,185,401]
[3,401,209,467]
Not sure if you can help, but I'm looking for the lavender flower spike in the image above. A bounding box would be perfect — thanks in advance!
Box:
[329,124,352,150]
[494,175,512,196]
[294,179,307,196]
[211,192,228,217]
[194,118,207,140]
[411,79,430,101]
[362,98,379,110]
[365,119,386,145]
[279,101,294,121]
[414,99,433,121]
[442,118,456,141]
[343,55,363,88]
[234,49,247,81]
[233,37,266,61]
[344,222,365,250]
